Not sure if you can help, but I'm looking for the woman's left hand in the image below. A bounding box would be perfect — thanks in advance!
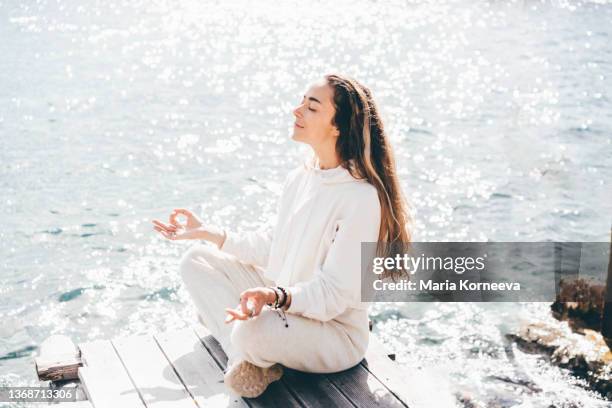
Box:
[224,287,276,324]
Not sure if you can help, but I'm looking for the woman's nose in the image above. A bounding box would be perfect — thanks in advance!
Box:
[293,105,303,117]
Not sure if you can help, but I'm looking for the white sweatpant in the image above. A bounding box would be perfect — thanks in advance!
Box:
[179,243,368,373]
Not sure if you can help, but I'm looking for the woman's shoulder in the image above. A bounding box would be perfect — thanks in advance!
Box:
[350,182,380,208]
[339,174,377,194]
[332,181,380,218]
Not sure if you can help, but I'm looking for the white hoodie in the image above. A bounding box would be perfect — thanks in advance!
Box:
[220,156,381,330]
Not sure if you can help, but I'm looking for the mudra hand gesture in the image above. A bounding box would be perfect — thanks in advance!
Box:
[151,208,203,240]
[224,287,278,324]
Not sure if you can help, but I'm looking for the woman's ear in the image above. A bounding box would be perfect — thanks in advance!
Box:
[332,126,340,139]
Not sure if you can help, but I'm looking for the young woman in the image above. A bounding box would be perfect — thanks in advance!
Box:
[152,73,412,398]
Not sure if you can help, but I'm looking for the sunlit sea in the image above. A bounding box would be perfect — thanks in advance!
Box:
[1,0,611,406]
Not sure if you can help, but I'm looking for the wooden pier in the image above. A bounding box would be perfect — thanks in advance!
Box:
[37,324,455,407]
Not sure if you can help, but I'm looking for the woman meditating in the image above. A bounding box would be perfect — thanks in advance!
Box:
[152,73,412,398]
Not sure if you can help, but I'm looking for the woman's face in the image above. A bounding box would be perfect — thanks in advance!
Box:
[291,79,339,146]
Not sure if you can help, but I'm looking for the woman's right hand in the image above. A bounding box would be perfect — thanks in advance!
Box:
[152,208,203,241]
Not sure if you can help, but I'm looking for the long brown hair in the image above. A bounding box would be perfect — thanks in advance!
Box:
[325,73,413,281]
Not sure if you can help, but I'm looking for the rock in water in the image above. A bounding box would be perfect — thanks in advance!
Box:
[507,320,612,400]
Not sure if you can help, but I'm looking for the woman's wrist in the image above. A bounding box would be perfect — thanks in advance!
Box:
[198,226,227,248]
[265,287,290,310]
[275,286,291,310]
[265,287,278,305]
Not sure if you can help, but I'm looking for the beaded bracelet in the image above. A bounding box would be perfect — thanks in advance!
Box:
[276,286,289,328]
[265,286,289,327]
[266,287,279,308]
[277,286,288,309]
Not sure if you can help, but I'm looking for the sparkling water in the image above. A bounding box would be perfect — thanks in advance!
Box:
[1,0,611,406]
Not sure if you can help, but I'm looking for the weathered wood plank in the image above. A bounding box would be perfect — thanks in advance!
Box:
[112,334,197,408]
[78,340,145,408]
[281,368,355,408]
[192,325,302,408]
[36,334,82,381]
[362,337,455,408]
[154,328,248,407]
[327,362,406,408]
[37,360,82,382]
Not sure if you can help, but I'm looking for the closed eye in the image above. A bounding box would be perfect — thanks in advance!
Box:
[301,96,317,112]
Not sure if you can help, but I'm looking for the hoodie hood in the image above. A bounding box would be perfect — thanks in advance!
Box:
[302,155,367,185]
